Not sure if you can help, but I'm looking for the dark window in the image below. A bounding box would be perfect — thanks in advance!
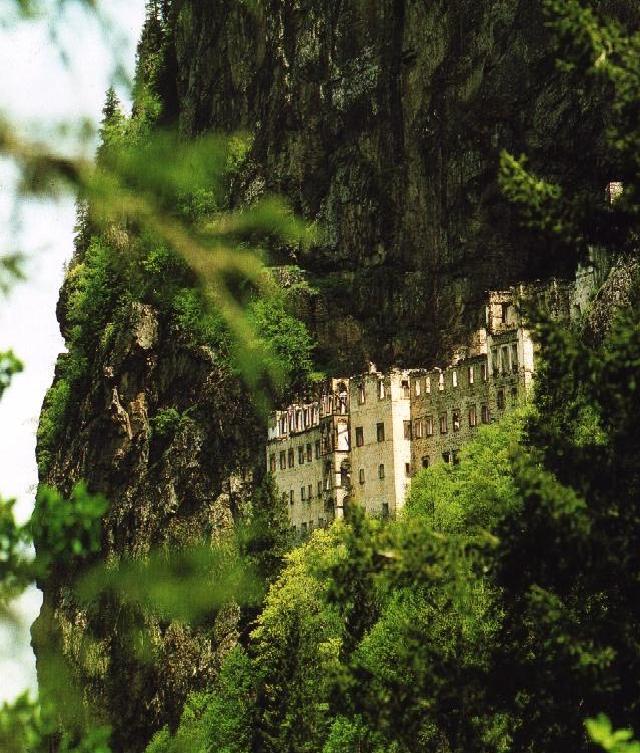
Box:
[497,389,505,410]
[301,521,307,532]
[402,380,410,399]
[405,462,411,477]
[442,452,451,464]
[414,419,423,439]
[377,422,385,442]
[317,481,322,498]
[359,468,365,484]
[382,502,389,519]
[288,448,294,468]
[280,451,286,470]
[379,464,385,479]
[481,404,490,424]
[404,420,412,440]
[269,454,276,473]
[452,449,460,465]
[306,443,312,462]
[440,413,448,434]
[282,492,287,506]
[421,455,430,469]
[315,440,321,459]
[301,486,306,501]
[469,405,477,428]
[452,410,461,432]
[298,446,304,465]
[289,489,294,505]
[355,426,364,447]
[308,484,313,500]
[511,386,518,400]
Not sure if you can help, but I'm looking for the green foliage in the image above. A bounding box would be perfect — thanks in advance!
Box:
[0,498,32,608]
[587,715,640,753]
[406,409,528,533]
[31,483,108,574]
[149,407,183,440]
[36,375,71,474]
[0,350,22,400]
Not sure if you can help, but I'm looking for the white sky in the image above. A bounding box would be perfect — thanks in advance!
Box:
[0,0,145,703]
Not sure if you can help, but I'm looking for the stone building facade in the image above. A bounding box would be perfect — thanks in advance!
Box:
[348,370,413,518]
[266,378,350,532]
[267,288,538,532]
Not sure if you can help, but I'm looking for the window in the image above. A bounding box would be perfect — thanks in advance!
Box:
[301,521,307,532]
[405,462,411,477]
[452,449,460,465]
[298,446,304,465]
[282,492,287,506]
[402,380,410,398]
[378,379,386,399]
[425,375,431,394]
[382,502,389,519]
[469,404,477,428]
[403,420,412,440]
[425,415,434,436]
[317,481,323,498]
[511,343,519,373]
[296,410,303,429]
[269,454,276,473]
[421,455,430,469]
[468,365,475,385]
[491,348,499,374]
[304,407,310,426]
[414,418,423,439]
[280,450,286,470]
[439,372,445,392]
[288,448,294,468]
[319,517,325,529]
[358,383,366,405]
[452,409,461,432]
[501,302,509,324]
[440,413,448,434]
[502,346,509,374]
[497,389,505,410]
[315,440,321,459]
[378,464,385,479]
[355,426,364,447]
[359,468,365,484]
[324,476,330,491]
[481,404,490,424]
[452,370,458,388]
[308,484,313,500]
[481,363,488,382]
[511,386,518,401]
[442,451,451,464]
[289,489,294,505]
[414,379,421,396]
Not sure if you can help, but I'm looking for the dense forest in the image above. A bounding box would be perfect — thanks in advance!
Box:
[3,1,640,752]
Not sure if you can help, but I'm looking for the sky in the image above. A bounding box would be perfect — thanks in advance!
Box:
[0,0,145,703]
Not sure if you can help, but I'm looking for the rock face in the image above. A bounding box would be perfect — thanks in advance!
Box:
[167,0,637,370]
[34,301,261,752]
[34,2,640,752]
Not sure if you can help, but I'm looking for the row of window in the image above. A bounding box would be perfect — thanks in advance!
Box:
[420,449,460,468]
[282,477,333,506]
[357,461,411,484]
[297,518,327,534]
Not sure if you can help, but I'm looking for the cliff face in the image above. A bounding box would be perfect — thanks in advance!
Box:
[33,300,261,751]
[34,2,638,752]
[168,0,632,370]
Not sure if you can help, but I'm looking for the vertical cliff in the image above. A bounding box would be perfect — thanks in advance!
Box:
[33,2,639,752]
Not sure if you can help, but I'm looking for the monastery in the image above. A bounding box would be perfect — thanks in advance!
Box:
[266,288,537,533]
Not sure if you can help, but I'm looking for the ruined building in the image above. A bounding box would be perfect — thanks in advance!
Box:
[267,288,537,531]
